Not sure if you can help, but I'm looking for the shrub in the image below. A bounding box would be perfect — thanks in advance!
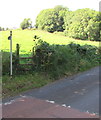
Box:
[33,40,100,79]
[33,40,55,71]
[2,52,10,75]
[2,51,17,75]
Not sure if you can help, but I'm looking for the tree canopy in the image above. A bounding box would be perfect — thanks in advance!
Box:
[35,5,69,33]
[0,27,5,31]
[64,8,101,41]
[35,6,101,41]
[20,18,32,30]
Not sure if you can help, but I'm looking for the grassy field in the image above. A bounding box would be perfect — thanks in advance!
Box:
[2,29,100,54]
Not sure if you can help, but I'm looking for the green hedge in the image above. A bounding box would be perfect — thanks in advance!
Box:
[2,40,101,79]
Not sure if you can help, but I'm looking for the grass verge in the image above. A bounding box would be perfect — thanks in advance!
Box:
[2,72,53,98]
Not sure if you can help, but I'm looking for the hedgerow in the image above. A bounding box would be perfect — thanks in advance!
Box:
[2,38,101,79]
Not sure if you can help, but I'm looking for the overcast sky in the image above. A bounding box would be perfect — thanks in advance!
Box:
[0,0,100,28]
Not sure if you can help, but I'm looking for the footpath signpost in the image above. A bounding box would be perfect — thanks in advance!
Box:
[8,31,12,76]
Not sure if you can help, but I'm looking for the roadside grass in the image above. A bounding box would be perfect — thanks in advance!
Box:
[2,72,53,98]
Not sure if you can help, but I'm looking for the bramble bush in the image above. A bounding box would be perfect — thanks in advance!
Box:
[32,38,100,78]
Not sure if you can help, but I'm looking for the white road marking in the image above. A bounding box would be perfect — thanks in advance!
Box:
[46,100,55,104]
[4,102,12,105]
[67,106,71,108]
[86,110,89,113]
[49,101,55,104]
[20,95,27,98]
[4,99,16,105]
[62,104,66,107]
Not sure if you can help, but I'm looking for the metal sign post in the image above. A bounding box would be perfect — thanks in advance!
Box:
[8,31,12,76]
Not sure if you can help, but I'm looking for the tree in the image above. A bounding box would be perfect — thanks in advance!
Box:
[54,5,69,32]
[0,27,2,31]
[35,9,55,32]
[64,8,101,40]
[86,20,100,41]
[0,27,5,31]
[20,18,32,30]
[35,6,69,32]
[35,6,101,41]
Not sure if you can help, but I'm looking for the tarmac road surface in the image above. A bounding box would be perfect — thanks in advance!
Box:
[2,66,100,118]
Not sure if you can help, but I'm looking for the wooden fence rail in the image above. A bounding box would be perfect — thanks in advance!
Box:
[19,57,33,59]
[16,43,20,65]
[15,44,34,71]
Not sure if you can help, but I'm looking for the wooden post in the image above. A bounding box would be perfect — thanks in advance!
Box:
[16,44,19,65]
[32,47,34,57]
[32,47,34,65]
[10,31,12,76]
